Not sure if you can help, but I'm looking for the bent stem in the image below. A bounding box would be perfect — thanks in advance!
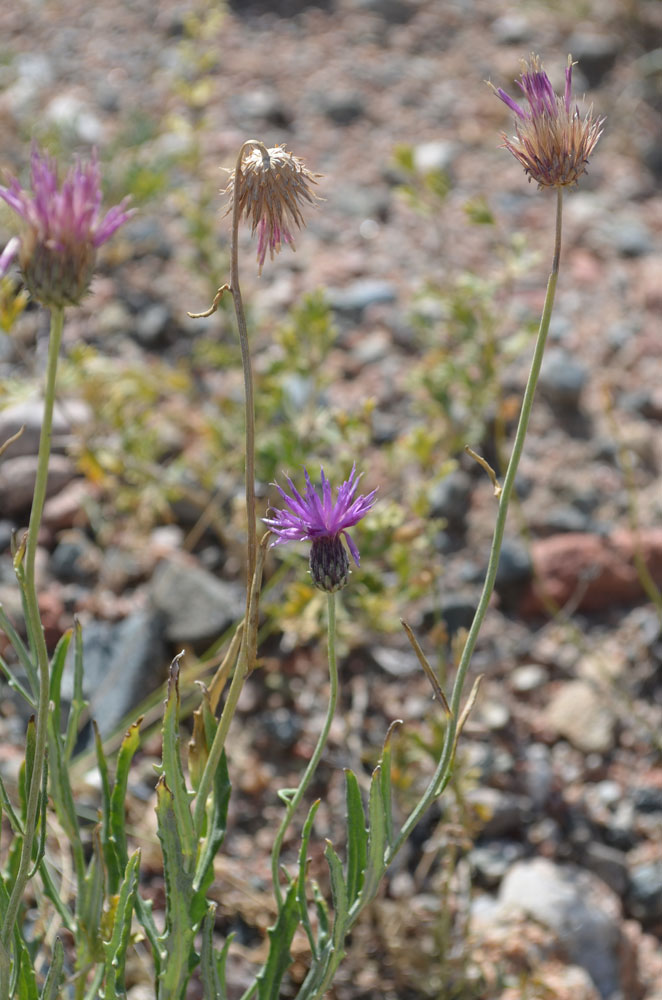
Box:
[0,307,64,976]
[388,186,564,865]
[271,592,338,909]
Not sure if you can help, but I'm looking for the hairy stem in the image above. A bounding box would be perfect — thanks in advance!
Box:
[0,307,64,974]
[271,592,338,909]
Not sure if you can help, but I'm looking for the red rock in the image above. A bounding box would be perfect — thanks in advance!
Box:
[518,529,662,617]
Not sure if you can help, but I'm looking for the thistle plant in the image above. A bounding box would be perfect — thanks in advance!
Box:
[0,53,604,1000]
[0,145,132,996]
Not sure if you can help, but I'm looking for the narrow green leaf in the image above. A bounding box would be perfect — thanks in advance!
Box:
[64,620,87,761]
[358,766,387,907]
[0,654,36,709]
[93,720,120,894]
[38,859,75,933]
[28,758,48,878]
[48,628,73,736]
[324,841,348,952]
[378,720,402,848]
[20,717,37,822]
[162,654,196,869]
[192,747,231,924]
[39,936,64,1000]
[0,605,37,697]
[77,827,105,965]
[256,881,299,1000]
[0,771,23,835]
[15,930,39,1000]
[155,776,196,997]
[343,769,367,905]
[312,882,330,953]
[200,904,235,1000]
[109,717,142,888]
[101,850,141,999]
[297,799,321,957]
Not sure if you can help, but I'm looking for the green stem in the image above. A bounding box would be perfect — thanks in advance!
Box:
[0,307,64,970]
[271,592,338,909]
[193,539,267,837]
[386,186,564,866]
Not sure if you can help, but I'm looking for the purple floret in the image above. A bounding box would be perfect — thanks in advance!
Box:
[264,464,377,566]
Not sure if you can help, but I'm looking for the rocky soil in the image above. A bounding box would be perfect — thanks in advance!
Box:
[1,0,662,998]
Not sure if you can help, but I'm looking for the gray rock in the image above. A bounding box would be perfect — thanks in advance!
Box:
[510,663,549,692]
[535,504,591,535]
[499,858,623,999]
[469,840,526,889]
[133,303,173,347]
[582,842,628,897]
[539,348,588,411]
[317,91,365,125]
[62,610,167,739]
[633,786,662,813]
[545,680,616,754]
[0,453,76,516]
[412,140,457,175]
[492,13,531,44]
[0,399,90,458]
[351,0,414,24]
[494,538,532,605]
[45,94,104,144]
[0,520,14,552]
[371,645,419,677]
[326,279,397,319]
[50,531,101,585]
[566,31,620,86]
[150,557,244,644]
[428,469,472,526]
[467,787,532,837]
[231,89,292,128]
[627,860,662,923]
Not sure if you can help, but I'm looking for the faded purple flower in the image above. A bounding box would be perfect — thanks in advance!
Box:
[264,465,377,592]
[224,143,320,275]
[0,145,132,308]
[490,54,604,188]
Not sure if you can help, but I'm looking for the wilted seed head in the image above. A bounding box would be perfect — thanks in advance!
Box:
[491,54,604,189]
[0,146,132,308]
[263,465,377,593]
[224,143,320,275]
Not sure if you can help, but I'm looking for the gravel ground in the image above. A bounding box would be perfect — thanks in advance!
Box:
[1,0,662,997]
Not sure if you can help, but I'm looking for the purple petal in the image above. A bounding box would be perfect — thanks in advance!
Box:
[343,530,361,566]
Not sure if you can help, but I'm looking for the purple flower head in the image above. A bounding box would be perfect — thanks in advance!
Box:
[490,54,603,188]
[263,464,377,592]
[0,145,133,307]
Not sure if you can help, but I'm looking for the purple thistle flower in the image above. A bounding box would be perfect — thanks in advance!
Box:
[490,54,603,188]
[264,464,377,592]
[0,145,133,308]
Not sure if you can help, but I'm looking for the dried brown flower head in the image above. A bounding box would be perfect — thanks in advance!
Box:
[224,143,320,274]
[491,54,604,189]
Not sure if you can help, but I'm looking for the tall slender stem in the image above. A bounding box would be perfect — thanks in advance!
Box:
[387,187,564,863]
[0,307,64,971]
[271,592,338,908]
[230,140,267,601]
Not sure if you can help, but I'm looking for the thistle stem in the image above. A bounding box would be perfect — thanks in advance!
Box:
[271,592,338,908]
[386,186,564,866]
[0,307,64,971]
[230,139,269,602]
